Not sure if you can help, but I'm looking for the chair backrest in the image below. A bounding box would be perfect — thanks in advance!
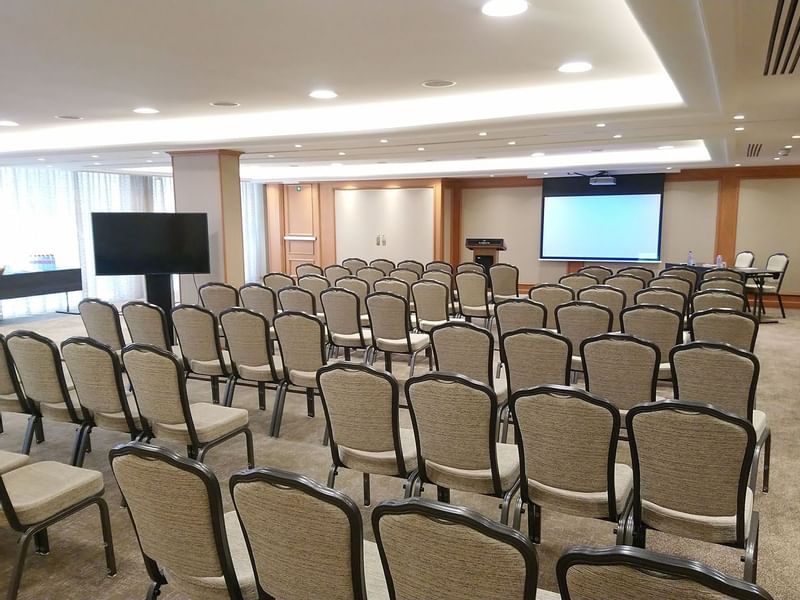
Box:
[501,329,571,395]
[649,275,693,299]
[372,498,540,600]
[198,282,239,317]
[263,272,294,293]
[171,305,228,374]
[511,385,621,519]
[321,288,367,345]
[581,334,659,411]
[605,274,646,307]
[577,285,626,330]
[389,268,419,288]
[617,266,655,283]
[457,261,484,274]
[238,283,278,324]
[78,297,125,351]
[278,286,316,314]
[366,293,412,345]
[424,260,454,274]
[660,267,698,289]
[489,263,519,298]
[627,401,756,545]
[699,278,745,295]
[336,277,370,315]
[109,442,246,600]
[61,337,138,433]
[559,273,599,293]
[370,258,396,276]
[691,290,746,313]
[528,284,574,329]
[355,267,384,292]
[220,308,279,381]
[122,301,171,351]
[272,312,326,382]
[405,373,501,493]
[411,280,450,328]
[555,301,613,354]
[317,363,406,475]
[703,268,744,283]
[431,322,493,387]
[397,260,425,277]
[577,265,612,283]
[455,271,490,315]
[689,309,758,352]
[324,264,351,285]
[634,287,687,316]
[342,257,368,274]
[298,274,331,313]
[734,251,755,268]
[421,270,454,297]
[296,263,323,278]
[230,467,368,600]
[5,330,81,422]
[620,304,683,364]
[765,253,789,291]
[0,334,24,407]
[670,342,758,421]
[494,299,546,339]
[557,546,775,600]
[375,277,411,302]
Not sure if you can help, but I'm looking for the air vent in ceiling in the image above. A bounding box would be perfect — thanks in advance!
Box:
[746,143,763,157]
[764,0,800,75]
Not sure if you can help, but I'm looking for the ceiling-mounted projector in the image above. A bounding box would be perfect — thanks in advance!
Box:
[589,175,616,186]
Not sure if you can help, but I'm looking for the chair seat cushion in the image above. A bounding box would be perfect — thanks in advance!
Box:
[0,394,25,414]
[376,333,430,353]
[424,442,519,495]
[288,369,319,388]
[494,375,508,403]
[331,330,373,348]
[0,450,29,475]
[92,393,142,433]
[190,354,232,377]
[154,403,249,445]
[32,398,81,423]
[753,410,768,440]
[238,356,285,383]
[527,463,633,519]
[461,303,495,318]
[570,355,583,371]
[658,362,672,380]
[494,294,521,302]
[338,428,418,476]
[0,461,103,527]
[418,319,448,333]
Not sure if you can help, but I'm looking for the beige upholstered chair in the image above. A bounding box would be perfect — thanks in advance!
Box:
[457,261,484,274]
[342,257,368,274]
[660,266,698,290]
[494,299,546,340]
[172,304,233,405]
[690,308,759,352]
[199,282,239,317]
[231,466,387,600]
[422,270,457,315]
[559,273,598,294]
[397,259,425,277]
[529,283,574,329]
[389,268,420,289]
[2,452,115,600]
[321,288,373,361]
[404,373,519,522]
[625,401,760,582]
[296,262,323,277]
[61,337,141,466]
[634,287,687,316]
[735,250,756,268]
[110,442,256,600]
[555,301,613,374]
[78,297,125,352]
[372,498,560,600]
[670,342,769,492]
[456,271,494,328]
[411,280,450,333]
[0,450,28,474]
[510,385,631,544]
[239,283,278,325]
[0,333,28,440]
[370,258,396,276]
[6,331,84,459]
[605,274,646,307]
[356,266,385,292]
[621,304,683,381]
[424,260,454,274]
[271,312,328,437]
[578,285,626,331]
[699,277,746,295]
[122,344,254,465]
[691,290,746,313]
[374,277,411,305]
[220,308,284,411]
[324,264,351,285]
[556,546,774,600]
[278,285,317,314]
[703,267,745,283]
[298,274,331,320]
[650,274,693,298]
[489,263,520,301]
[263,271,294,293]
[501,329,571,398]
[617,266,655,283]
[366,292,430,375]
[747,253,788,317]
[336,276,371,326]
[577,265,612,283]
[122,301,171,351]
[317,363,417,505]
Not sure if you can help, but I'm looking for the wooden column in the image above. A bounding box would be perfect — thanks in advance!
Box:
[265,183,285,273]
[449,186,462,268]
[714,174,740,263]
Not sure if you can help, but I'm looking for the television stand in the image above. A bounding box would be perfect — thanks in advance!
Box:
[145,274,175,346]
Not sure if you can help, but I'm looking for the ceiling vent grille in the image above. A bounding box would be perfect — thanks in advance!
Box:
[746,143,763,157]
[764,0,800,75]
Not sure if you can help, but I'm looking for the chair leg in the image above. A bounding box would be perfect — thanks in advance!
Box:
[363,473,371,506]
[403,472,419,498]
[269,383,288,437]
[6,527,36,600]
[500,405,511,443]
[0,412,3,434]
[306,388,315,417]
[384,351,393,373]
[257,383,266,411]
[426,347,433,370]
[409,351,419,377]
[95,498,117,576]
[146,582,162,600]
[437,486,450,503]
[70,423,91,467]
[344,347,351,361]
[187,445,198,460]
[33,416,45,444]
[528,502,542,544]
[34,530,50,555]
[21,415,38,454]
[223,377,236,407]
[243,427,255,469]
[495,361,503,379]
[327,464,339,488]
[778,294,786,318]
[762,431,771,493]
[744,511,760,583]
[210,376,220,404]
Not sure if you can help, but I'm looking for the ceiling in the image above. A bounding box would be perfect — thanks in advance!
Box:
[0,0,798,181]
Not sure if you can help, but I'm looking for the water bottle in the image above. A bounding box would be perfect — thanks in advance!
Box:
[716,254,723,267]
[687,250,695,266]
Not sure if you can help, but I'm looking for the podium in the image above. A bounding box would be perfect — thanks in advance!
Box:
[465,238,506,272]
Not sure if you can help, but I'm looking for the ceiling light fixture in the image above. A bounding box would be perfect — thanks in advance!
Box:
[93,162,102,165]
[0,120,19,127]
[146,159,153,163]
[421,80,456,88]
[379,139,389,143]
[507,141,516,145]
[151,151,161,155]
[735,163,741,167]
[481,0,529,17]
[294,144,303,148]
[543,172,549,175]
[785,145,793,149]
[793,135,800,139]
[658,145,674,150]
[338,151,346,156]
[478,131,488,136]
[210,101,240,107]
[666,166,673,170]
[774,157,781,161]
[267,154,275,158]
[595,123,606,128]
[734,127,744,132]
[417,147,425,151]
[132,107,159,114]
[558,61,593,73]
[309,89,338,100]
[55,115,83,120]
[733,114,745,120]
[90,154,99,158]
[613,134,622,139]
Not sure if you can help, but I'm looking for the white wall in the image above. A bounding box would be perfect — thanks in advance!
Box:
[334,188,435,264]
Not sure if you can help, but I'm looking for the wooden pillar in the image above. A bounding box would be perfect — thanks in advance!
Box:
[265,183,285,273]
[449,185,462,268]
[714,174,740,263]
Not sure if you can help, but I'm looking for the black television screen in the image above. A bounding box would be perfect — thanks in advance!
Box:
[92,212,210,275]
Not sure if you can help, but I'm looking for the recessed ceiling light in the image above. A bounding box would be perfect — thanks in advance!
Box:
[267,154,275,158]
[309,89,338,99]
[146,159,153,163]
[734,127,744,132]
[379,139,389,143]
[735,163,741,167]
[209,101,240,107]
[0,120,19,127]
[36,157,45,161]
[490,174,495,177]
[666,166,673,170]
[774,157,781,161]
[658,145,674,150]
[595,123,606,128]
[558,61,593,73]
[55,115,83,120]
[481,0,529,17]
[793,135,800,139]
[294,144,303,148]
[613,134,622,139]
[530,152,544,157]
[733,114,745,120]
[543,172,549,175]
[478,131,488,136]
[417,147,425,151]
[785,145,793,149]
[338,151,346,156]
[90,154,99,158]
[507,140,516,145]
[132,107,159,114]
[151,151,161,155]
[421,79,457,88]
[93,162,102,165]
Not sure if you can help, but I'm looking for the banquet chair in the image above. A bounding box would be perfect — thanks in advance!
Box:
[78,297,125,353]
[528,284,574,329]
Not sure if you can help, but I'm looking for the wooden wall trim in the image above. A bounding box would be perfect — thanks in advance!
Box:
[265,183,285,273]
[433,180,444,261]
[714,175,739,262]
[450,186,462,268]
[446,176,542,189]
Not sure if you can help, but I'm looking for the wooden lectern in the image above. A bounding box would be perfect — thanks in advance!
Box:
[465,238,507,272]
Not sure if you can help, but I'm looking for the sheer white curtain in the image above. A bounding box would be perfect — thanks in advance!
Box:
[241,182,267,282]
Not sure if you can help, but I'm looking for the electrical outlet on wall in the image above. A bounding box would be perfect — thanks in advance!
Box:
[375,235,381,246]
[381,234,386,246]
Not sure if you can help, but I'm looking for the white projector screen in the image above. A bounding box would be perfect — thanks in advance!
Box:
[540,193,663,262]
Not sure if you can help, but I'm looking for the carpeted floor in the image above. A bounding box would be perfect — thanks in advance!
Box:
[0,310,797,599]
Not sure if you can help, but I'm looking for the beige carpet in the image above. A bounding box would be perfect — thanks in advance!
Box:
[0,310,796,599]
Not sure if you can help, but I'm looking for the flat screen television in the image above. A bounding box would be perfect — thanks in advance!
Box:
[92,212,210,275]
[540,174,665,262]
